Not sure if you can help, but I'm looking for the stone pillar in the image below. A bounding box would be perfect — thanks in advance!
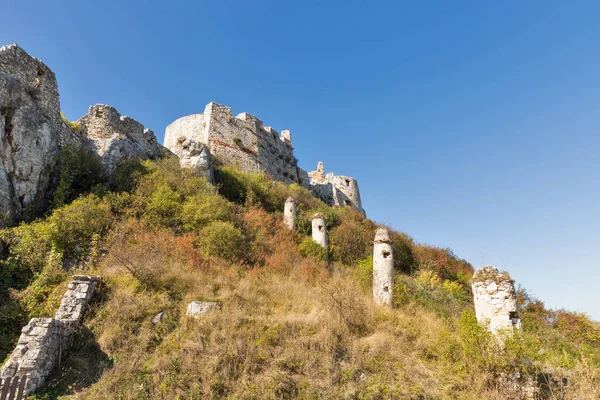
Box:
[472,266,521,335]
[373,228,394,307]
[283,197,297,231]
[311,213,328,248]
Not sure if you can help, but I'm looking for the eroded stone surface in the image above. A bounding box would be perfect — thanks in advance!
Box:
[283,197,297,230]
[311,213,328,249]
[472,266,521,334]
[78,104,164,174]
[165,103,303,185]
[186,301,221,318]
[0,275,100,395]
[0,44,81,223]
[309,161,365,216]
[373,228,393,308]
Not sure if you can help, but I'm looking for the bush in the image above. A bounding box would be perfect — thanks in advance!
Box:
[329,210,375,265]
[217,166,283,211]
[144,184,183,230]
[297,237,328,262]
[60,112,82,133]
[181,193,232,232]
[49,194,113,260]
[198,221,247,262]
[353,255,373,292]
[51,146,106,210]
[110,159,150,192]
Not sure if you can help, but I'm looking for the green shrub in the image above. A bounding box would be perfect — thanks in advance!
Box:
[217,166,284,211]
[181,192,232,232]
[198,221,247,262]
[49,194,113,260]
[51,146,106,209]
[353,255,373,292]
[144,184,183,230]
[110,159,150,192]
[389,231,415,273]
[329,210,375,265]
[297,237,328,262]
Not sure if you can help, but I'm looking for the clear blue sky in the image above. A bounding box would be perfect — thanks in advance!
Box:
[2,1,599,319]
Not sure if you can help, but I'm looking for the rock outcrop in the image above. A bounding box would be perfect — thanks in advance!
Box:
[0,44,81,224]
[78,104,164,174]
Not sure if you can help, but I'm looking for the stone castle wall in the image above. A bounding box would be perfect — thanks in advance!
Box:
[165,102,308,186]
[308,161,365,215]
[0,275,99,395]
[78,104,163,173]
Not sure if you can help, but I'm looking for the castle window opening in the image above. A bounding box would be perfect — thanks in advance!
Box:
[382,250,390,259]
[318,225,324,232]
[95,109,104,118]
[344,179,350,187]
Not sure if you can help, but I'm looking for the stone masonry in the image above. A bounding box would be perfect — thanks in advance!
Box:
[308,161,365,216]
[472,266,521,335]
[78,104,164,174]
[164,103,365,214]
[165,102,305,186]
[373,228,394,308]
[0,275,99,395]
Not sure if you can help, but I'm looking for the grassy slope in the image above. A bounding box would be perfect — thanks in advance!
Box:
[0,155,598,399]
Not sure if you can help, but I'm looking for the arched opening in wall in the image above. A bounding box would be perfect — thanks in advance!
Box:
[344,179,350,187]
[95,109,104,118]
[344,200,351,207]
[382,250,390,259]
[318,225,324,232]
[509,311,519,325]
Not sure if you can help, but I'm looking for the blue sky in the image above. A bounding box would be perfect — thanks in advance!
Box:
[2,1,599,319]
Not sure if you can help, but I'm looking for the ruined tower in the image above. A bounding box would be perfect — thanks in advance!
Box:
[311,213,328,248]
[373,228,394,307]
[472,266,521,334]
[308,161,365,216]
[283,197,297,230]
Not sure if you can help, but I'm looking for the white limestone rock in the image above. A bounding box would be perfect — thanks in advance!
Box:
[186,301,222,318]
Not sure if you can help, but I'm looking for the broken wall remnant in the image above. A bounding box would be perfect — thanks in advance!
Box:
[308,161,365,216]
[164,102,305,186]
[472,266,521,335]
[311,213,328,249]
[283,197,297,230]
[0,275,100,396]
[373,228,394,307]
[77,104,164,174]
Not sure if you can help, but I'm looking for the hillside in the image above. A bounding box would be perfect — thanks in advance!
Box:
[0,154,599,399]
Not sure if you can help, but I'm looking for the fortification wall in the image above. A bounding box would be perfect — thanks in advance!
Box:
[308,162,365,215]
[78,104,163,173]
[0,275,99,395]
[164,102,306,186]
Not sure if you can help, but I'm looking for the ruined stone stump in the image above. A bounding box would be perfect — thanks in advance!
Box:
[472,266,521,334]
[373,228,394,307]
[283,197,297,230]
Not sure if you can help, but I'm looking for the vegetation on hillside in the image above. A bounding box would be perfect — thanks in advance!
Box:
[0,155,598,399]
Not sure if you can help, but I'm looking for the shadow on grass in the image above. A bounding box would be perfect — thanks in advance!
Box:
[28,326,111,400]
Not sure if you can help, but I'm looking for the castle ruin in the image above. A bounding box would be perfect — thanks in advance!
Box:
[472,266,521,335]
[164,103,365,215]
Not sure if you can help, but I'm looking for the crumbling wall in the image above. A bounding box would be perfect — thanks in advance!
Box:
[472,266,521,334]
[0,275,99,395]
[308,161,365,216]
[164,102,306,185]
[78,104,163,174]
